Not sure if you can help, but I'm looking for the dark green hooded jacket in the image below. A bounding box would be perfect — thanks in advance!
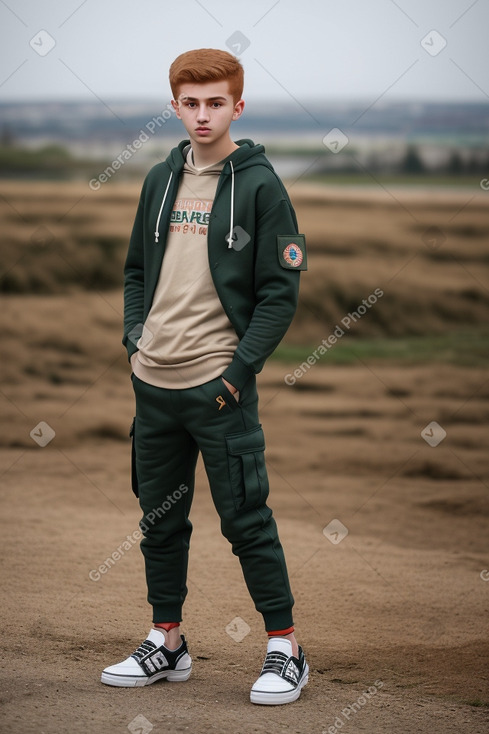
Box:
[123,139,307,392]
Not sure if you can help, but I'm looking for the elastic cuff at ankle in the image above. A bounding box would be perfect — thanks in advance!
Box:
[263,609,294,632]
[152,605,182,624]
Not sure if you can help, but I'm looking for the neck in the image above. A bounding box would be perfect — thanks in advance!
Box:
[192,137,239,168]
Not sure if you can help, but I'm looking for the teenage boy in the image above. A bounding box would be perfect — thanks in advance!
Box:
[101,48,308,705]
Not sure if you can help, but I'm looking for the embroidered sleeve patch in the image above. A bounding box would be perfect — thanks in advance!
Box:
[277,234,307,271]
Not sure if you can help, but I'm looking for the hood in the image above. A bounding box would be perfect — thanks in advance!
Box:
[154,140,273,246]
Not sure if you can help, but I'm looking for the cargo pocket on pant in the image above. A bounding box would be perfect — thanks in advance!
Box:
[129,417,139,498]
[225,425,269,512]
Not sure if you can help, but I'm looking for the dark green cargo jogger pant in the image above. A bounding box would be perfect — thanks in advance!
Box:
[131,371,295,632]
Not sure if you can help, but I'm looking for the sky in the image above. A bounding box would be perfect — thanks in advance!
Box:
[0,0,488,107]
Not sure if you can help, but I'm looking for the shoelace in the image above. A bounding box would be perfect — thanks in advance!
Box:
[261,650,289,676]
[131,639,156,662]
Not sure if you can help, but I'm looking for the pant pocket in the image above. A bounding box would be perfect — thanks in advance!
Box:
[225,425,269,511]
[129,417,139,498]
[219,379,240,411]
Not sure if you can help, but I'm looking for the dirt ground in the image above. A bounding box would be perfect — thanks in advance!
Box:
[0,182,488,733]
[1,357,488,733]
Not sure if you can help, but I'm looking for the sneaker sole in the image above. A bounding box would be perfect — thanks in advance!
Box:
[101,666,192,687]
[250,667,309,705]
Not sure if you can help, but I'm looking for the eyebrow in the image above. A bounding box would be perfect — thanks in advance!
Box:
[183,96,228,102]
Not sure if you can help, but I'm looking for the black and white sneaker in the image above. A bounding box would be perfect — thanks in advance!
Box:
[250,637,309,705]
[101,628,192,687]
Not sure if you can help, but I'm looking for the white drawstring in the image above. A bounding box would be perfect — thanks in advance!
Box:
[155,162,235,249]
[154,171,173,243]
[227,161,235,248]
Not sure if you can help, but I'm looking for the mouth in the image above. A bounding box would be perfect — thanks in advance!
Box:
[195,127,211,133]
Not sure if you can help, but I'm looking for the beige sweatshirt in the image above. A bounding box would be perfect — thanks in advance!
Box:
[132,147,239,389]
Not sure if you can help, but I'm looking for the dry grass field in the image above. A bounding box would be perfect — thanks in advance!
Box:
[0,179,488,733]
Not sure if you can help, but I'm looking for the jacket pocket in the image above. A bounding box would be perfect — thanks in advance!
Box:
[225,425,269,511]
[129,417,139,498]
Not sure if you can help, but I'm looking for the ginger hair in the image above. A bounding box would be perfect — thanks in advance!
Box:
[169,48,244,104]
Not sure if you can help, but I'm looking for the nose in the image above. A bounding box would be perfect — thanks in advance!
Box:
[197,104,210,123]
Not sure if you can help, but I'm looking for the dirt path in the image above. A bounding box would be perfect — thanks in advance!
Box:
[1,361,488,734]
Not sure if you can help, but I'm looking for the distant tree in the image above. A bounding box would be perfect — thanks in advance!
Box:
[480,150,489,175]
[465,153,479,175]
[462,149,489,175]
[446,150,464,175]
[0,124,15,147]
[400,144,425,174]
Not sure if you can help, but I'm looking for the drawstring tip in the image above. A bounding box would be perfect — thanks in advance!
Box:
[154,232,159,243]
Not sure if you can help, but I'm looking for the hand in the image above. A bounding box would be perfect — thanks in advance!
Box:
[221,377,237,394]
[222,377,240,402]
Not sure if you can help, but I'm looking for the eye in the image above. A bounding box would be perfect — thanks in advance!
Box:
[212,102,222,108]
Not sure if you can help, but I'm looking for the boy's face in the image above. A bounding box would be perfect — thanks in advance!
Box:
[171,80,244,148]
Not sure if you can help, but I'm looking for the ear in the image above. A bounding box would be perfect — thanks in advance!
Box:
[232,99,245,120]
[171,98,182,119]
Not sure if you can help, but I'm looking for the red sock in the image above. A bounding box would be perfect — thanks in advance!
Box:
[267,626,294,636]
[154,622,180,631]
